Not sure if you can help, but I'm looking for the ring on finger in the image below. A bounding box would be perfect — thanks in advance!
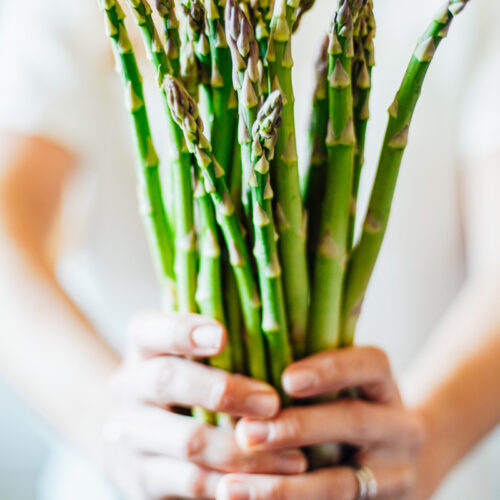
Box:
[354,465,378,500]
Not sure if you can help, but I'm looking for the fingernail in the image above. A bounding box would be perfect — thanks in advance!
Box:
[245,391,278,418]
[283,369,318,394]
[192,325,223,350]
[219,481,252,500]
[277,449,308,474]
[239,420,270,446]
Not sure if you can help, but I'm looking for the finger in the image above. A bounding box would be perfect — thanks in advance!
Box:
[109,406,307,475]
[140,456,221,499]
[128,311,226,358]
[282,346,401,404]
[216,464,414,500]
[112,356,280,418]
[236,400,424,452]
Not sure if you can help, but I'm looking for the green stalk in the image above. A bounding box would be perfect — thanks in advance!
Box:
[98,0,176,308]
[204,0,239,174]
[266,0,309,358]
[194,178,234,426]
[301,36,328,278]
[181,0,212,111]
[250,91,292,393]
[225,0,263,220]
[194,179,231,366]
[225,135,246,375]
[348,0,375,249]
[251,0,272,92]
[156,0,182,240]
[307,1,367,354]
[341,0,472,346]
[228,133,243,207]
[126,0,197,313]
[156,0,182,77]
[223,262,246,374]
[165,75,268,383]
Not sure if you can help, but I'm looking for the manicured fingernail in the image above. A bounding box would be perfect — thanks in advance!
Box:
[283,369,318,394]
[219,481,252,500]
[192,325,223,350]
[239,420,270,446]
[245,391,278,418]
[277,449,308,474]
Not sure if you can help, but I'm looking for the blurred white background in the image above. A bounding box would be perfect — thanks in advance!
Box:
[0,3,49,498]
[0,379,48,499]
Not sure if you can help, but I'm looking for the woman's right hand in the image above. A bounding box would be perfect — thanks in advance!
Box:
[103,311,307,499]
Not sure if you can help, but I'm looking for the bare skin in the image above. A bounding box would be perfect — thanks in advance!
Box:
[0,132,499,499]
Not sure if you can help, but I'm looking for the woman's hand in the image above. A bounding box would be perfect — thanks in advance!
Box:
[103,311,307,500]
[217,347,425,500]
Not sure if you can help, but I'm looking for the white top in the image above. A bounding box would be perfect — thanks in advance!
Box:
[0,0,499,498]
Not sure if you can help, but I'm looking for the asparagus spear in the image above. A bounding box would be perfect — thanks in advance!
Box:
[250,0,272,77]
[223,263,246,374]
[165,75,268,382]
[98,0,176,308]
[225,0,264,219]
[301,36,328,278]
[155,0,182,236]
[204,0,239,176]
[182,0,212,81]
[125,0,197,314]
[348,0,375,249]
[266,0,309,358]
[194,178,235,413]
[156,0,182,77]
[180,0,213,118]
[341,0,472,346]
[307,0,367,354]
[250,90,292,391]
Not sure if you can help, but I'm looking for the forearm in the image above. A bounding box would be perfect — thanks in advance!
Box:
[402,276,500,497]
[0,134,120,468]
[0,235,120,467]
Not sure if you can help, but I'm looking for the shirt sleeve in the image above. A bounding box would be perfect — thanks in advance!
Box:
[458,2,500,163]
[0,0,111,156]
[457,1,500,276]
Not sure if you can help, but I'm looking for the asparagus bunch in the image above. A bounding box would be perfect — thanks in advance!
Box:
[250,90,292,391]
[97,0,474,407]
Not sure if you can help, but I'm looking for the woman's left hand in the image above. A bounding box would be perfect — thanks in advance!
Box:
[216,347,426,500]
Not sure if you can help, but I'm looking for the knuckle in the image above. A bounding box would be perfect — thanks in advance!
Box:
[150,357,176,402]
[269,478,288,500]
[187,467,208,497]
[277,411,306,442]
[347,400,373,442]
[210,373,234,412]
[182,425,206,459]
[366,346,391,375]
[319,351,342,379]
[229,449,259,472]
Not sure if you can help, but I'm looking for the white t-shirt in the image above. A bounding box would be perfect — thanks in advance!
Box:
[0,0,499,498]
